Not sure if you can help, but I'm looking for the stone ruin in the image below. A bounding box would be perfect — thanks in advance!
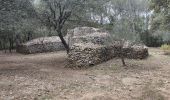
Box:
[16,27,148,68]
[67,27,113,46]
[67,27,149,68]
[16,36,65,54]
[122,41,148,59]
[68,43,121,68]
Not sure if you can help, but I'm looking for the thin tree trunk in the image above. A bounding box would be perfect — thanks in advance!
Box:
[4,44,6,53]
[27,32,31,41]
[11,40,14,50]
[9,38,12,53]
[3,38,7,53]
[120,41,126,66]
[0,44,1,50]
[58,31,70,54]
[121,54,126,66]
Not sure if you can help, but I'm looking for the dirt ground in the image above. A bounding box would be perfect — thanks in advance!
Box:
[0,48,170,100]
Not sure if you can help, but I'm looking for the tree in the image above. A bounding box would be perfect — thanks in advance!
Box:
[0,0,37,52]
[150,0,170,31]
[103,0,150,41]
[149,0,170,43]
[34,0,86,53]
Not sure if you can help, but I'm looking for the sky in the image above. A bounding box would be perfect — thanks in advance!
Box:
[33,0,40,5]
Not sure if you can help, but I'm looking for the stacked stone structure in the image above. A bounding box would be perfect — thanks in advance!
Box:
[17,27,148,68]
[16,36,65,54]
[67,27,148,68]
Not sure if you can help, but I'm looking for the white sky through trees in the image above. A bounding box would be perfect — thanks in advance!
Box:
[33,0,40,5]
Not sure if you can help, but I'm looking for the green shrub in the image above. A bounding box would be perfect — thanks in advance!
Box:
[161,44,170,55]
[161,44,170,50]
[140,30,163,47]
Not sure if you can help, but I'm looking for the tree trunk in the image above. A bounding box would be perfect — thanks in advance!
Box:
[9,38,12,53]
[4,44,6,53]
[3,38,7,53]
[0,41,2,50]
[27,32,32,41]
[12,40,14,50]
[120,41,126,66]
[58,32,70,54]
[121,55,126,66]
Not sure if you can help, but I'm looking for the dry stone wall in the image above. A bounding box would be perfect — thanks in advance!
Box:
[67,27,114,47]
[67,27,149,68]
[123,44,148,59]
[68,42,148,68]
[16,36,65,54]
[17,27,149,68]
[68,43,121,68]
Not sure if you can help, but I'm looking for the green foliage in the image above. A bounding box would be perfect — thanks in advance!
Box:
[0,0,168,51]
[161,44,170,50]
[103,0,150,41]
[161,44,170,55]
[0,0,40,50]
[150,0,170,31]
[140,31,163,47]
[149,0,170,43]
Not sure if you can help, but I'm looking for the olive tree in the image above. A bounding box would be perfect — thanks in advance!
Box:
[34,0,86,53]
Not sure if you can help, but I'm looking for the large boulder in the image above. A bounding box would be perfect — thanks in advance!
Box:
[16,36,65,54]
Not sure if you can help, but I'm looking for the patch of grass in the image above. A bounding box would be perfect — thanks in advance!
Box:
[41,96,52,100]
[34,95,53,100]
[109,64,120,71]
[161,44,170,50]
[161,44,170,55]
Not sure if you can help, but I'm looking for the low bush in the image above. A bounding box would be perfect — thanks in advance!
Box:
[161,44,170,55]
[140,30,163,47]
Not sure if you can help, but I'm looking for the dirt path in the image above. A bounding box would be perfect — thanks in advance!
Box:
[0,48,170,100]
